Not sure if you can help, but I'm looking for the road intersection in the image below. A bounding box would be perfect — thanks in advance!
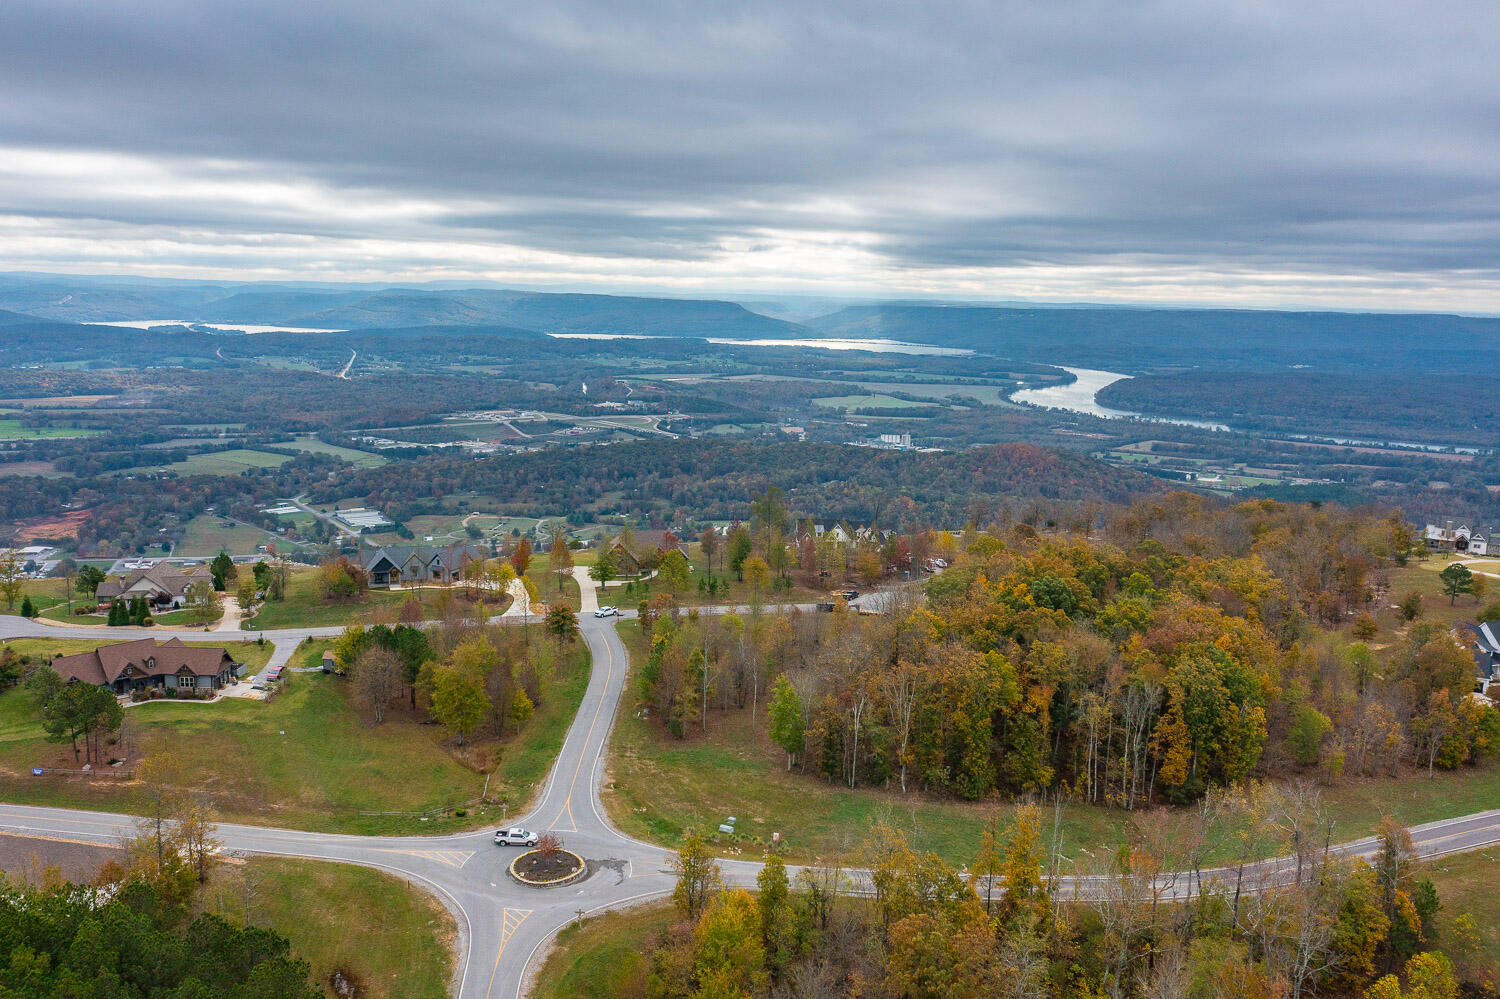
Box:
[2,578,1500,997]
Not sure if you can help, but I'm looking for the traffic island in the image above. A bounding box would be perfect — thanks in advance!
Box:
[508,848,586,887]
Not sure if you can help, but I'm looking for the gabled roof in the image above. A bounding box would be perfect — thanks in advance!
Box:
[50,638,239,686]
[360,543,481,574]
[96,564,212,600]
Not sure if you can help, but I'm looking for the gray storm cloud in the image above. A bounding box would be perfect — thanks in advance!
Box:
[0,0,1496,306]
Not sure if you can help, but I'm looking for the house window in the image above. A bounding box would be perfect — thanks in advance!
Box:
[164,675,175,688]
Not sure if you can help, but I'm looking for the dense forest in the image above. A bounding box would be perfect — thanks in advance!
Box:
[636,494,1492,804]
[311,440,1162,530]
[625,806,1479,999]
[1099,373,1500,449]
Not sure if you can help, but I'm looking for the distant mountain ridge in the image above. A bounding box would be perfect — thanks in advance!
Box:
[285,289,811,338]
[806,304,1500,374]
[0,279,811,340]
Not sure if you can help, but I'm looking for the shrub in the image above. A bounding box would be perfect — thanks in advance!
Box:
[535,833,562,858]
[454,808,467,818]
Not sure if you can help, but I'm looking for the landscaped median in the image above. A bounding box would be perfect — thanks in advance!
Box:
[508,844,587,887]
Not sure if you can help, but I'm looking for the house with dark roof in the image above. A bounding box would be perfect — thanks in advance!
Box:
[96,563,214,610]
[606,530,689,576]
[49,638,242,695]
[1463,620,1500,694]
[360,543,482,588]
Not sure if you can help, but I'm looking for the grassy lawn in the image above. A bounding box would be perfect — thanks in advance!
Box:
[36,597,226,630]
[244,569,446,629]
[37,605,111,625]
[602,621,1500,868]
[533,903,674,999]
[0,627,587,834]
[1424,848,1500,987]
[5,636,274,673]
[201,856,453,999]
[176,513,277,556]
[148,605,226,628]
[527,552,580,611]
[274,437,388,468]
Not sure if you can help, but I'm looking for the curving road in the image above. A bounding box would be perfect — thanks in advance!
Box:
[3,579,1500,997]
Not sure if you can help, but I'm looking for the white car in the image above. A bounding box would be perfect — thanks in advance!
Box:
[493,827,539,847]
[593,606,618,618]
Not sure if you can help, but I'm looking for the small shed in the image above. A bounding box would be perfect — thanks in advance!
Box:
[322,650,336,673]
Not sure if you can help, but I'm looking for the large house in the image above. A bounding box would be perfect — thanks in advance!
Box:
[1466,621,1500,695]
[49,638,242,695]
[606,530,689,576]
[95,563,215,609]
[360,543,482,588]
[1425,522,1491,555]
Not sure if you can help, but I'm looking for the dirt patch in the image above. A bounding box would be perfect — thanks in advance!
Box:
[0,461,57,478]
[328,966,363,999]
[10,509,90,540]
[0,832,123,883]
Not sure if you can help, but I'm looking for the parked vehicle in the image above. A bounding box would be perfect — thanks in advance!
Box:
[494,827,539,847]
[835,589,859,601]
[815,602,836,612]
[593,605,618,618]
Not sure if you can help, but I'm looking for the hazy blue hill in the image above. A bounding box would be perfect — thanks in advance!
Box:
[290,292,499,328]
[196,290,373,323]
[0,284,188,323]
[288,288,812,336]
[0,309,57,327]
[807,304,1500,374]
[351,322,546,339]
[475,291,811,338]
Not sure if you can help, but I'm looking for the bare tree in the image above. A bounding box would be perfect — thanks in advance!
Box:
[355,646,402,723]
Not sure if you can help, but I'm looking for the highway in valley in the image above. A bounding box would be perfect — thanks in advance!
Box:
[2,571,1500,997]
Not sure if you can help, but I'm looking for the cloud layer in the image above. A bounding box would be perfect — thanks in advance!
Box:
[1,0,1497,308]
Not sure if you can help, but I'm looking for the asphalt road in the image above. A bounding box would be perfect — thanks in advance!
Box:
[3,587,1500,997]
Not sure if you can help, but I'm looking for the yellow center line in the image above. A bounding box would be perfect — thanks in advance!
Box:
[486,908,532,997]
[548,626,614,830]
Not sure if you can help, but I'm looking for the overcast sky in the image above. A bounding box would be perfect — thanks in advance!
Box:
[1,0,1497,309]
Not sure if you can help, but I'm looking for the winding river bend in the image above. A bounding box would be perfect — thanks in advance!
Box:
[1010,366,1230,431]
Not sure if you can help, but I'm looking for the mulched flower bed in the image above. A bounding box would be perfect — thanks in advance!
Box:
[512,849,583,883]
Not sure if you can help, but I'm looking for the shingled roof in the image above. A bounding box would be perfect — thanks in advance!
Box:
[49,638,239,687]
[96,563,213,601]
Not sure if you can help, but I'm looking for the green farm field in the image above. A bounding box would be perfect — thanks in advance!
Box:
[123,448,294,477]
[0,419,98,439]
[812,393,930,410]
[275,436,388,468]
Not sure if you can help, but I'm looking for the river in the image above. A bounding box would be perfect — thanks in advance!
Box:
[1010,366,1230,431]
[546,333,973,356]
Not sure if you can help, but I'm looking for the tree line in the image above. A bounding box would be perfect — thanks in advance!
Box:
[634,495,1499,806]
[627,793,1483,999]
